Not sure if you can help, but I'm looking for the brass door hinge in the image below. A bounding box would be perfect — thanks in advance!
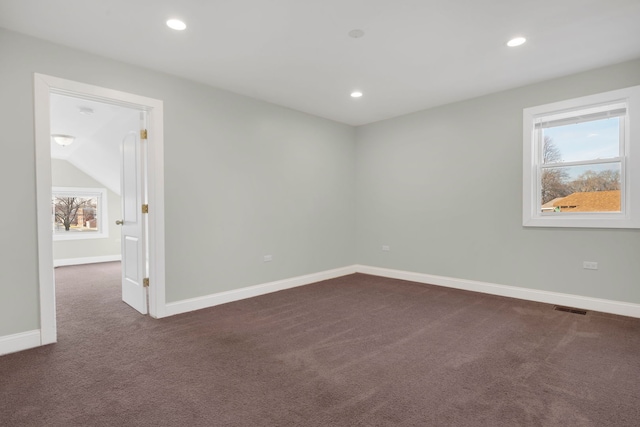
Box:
[143,278,150,287]
[142,204,149,214]
[140,129,148,140]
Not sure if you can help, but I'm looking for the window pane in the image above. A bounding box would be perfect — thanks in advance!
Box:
[542,117,620,164]
[53,196,99,233]
[540,163,621,212]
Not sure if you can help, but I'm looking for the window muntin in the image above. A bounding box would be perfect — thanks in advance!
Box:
[52,187,109,240]
[522,84,640,228]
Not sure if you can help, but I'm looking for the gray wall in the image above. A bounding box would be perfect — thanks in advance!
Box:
[51,159,122,262]
[356,59,640,304]
[0,29,356,336]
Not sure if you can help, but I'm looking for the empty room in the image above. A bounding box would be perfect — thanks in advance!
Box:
[1,1,639,426]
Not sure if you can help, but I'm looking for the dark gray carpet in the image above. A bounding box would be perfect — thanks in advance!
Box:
[1,262,639,426]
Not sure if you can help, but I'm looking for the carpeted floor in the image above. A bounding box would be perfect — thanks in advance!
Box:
[1,262,639,426]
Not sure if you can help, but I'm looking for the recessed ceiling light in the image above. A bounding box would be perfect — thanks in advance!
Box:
[351,91,363,98]
[348,29,365,39]
[166,19,187,31]
[507,36,526,47]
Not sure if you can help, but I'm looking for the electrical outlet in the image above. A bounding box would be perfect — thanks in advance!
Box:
[263,255,273,262]
[583,261,598,270]
[382,245,390,251]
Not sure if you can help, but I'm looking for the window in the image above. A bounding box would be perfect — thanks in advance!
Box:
[523,85,640,228]
[52,187,109,240]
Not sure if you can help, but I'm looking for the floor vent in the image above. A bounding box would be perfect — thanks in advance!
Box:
[554,306,587,315]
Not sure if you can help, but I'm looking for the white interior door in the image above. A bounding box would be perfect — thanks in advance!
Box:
[119,126,147,314]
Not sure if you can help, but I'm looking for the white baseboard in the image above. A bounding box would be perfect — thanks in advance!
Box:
[0,330,42,356]
[355,265,640,318]
[165,264,640,319]
[54,255,121,267]
[165,265,358,316]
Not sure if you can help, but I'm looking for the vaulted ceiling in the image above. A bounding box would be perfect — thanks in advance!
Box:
[50,94,140,195]
[2,0,640,126]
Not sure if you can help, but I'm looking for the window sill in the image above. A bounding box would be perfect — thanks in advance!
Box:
[53,232,109,241]
[523,214,639,229]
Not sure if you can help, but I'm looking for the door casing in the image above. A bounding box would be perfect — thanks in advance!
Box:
[34,73,167,345]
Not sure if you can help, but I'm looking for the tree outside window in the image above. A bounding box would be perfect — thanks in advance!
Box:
[53,196,98,232]
[52,187,108,240]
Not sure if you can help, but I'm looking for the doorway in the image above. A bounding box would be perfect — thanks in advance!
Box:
[50,93,145,313]
[34,74,167,346]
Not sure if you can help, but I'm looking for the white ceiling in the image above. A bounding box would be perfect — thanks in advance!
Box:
[2,0,640,126]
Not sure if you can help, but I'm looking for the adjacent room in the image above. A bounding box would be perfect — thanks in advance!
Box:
[1,1,640,425]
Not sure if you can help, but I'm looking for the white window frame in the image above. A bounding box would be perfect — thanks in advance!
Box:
[523,85,640,229]
[52,187,109,240]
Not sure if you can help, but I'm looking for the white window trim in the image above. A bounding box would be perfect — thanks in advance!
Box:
[523,85,640,229]
[52,187,109,240]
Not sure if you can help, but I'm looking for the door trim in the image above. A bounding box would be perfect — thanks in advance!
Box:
[34,73,167,346]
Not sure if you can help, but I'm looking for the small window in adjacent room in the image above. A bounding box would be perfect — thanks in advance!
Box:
[523,85,640,228]
[52,187,109,240]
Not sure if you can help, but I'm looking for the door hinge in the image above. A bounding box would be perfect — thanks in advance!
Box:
[140,129,148,140]
[143,278,150,287]
[142,204,149,214]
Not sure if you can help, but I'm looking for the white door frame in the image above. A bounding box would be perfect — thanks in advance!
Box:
[34,73,167,346]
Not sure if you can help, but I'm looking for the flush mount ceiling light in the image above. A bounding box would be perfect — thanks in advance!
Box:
[350,91,363,98]
[166,19,187,31]
[52,134,75,147]
[507,36,526,47]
